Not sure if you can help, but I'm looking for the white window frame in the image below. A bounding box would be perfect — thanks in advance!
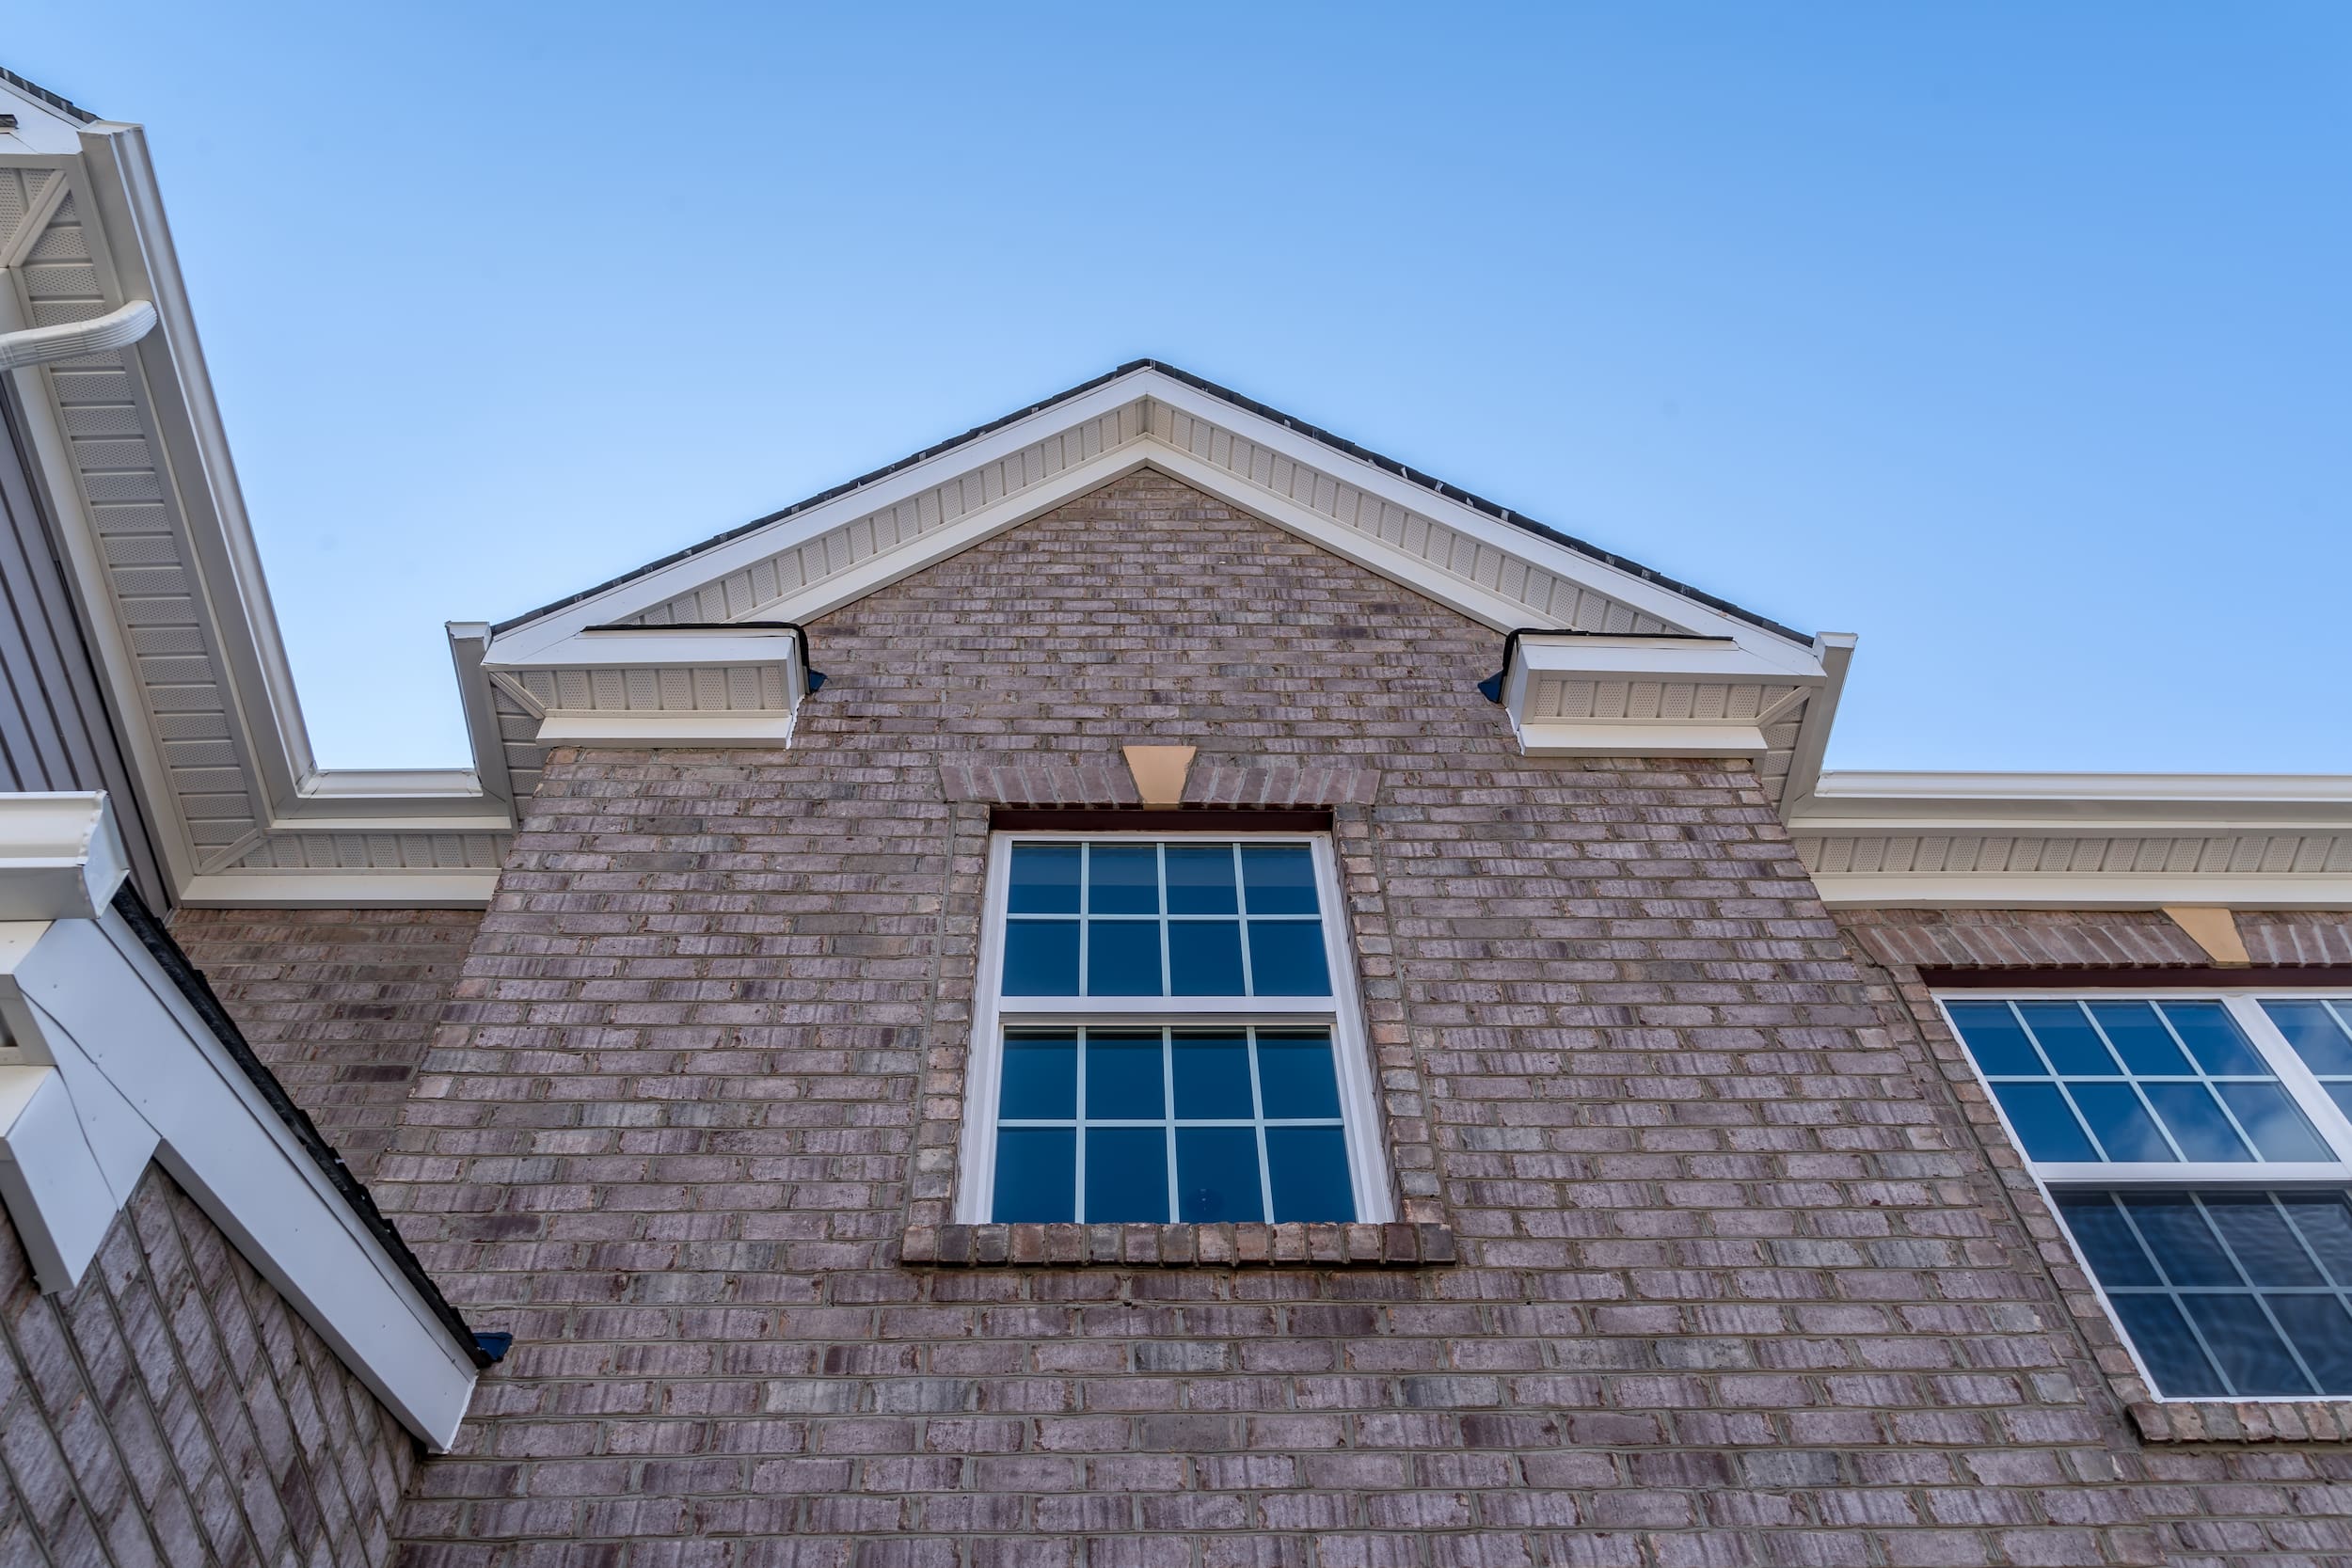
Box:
[956,831,1391,1225]
[1936,987,2352,1403]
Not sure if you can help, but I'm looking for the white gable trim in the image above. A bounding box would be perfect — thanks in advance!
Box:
[0,793,478,1445]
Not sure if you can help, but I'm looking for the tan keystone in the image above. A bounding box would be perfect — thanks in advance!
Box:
[1122,744,1197,809]
[2161,906,2252,967]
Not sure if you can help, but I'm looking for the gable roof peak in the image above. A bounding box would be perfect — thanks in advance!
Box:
[493,361,1806,648]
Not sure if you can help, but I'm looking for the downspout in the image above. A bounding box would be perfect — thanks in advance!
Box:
[0,298,158,372]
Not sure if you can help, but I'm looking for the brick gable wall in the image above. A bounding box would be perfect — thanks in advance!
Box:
[366,469,2208,1564]
[0,1166,417,1566]
[170,907,486,1180]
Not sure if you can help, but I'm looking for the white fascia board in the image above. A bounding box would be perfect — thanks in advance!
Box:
[1513,632,1826,684]
[1518,721,1772,759]
[1139,373,1821,670]
[1807,771,2352,813]
[177,870,501,910]
[0,793,131,920]
[488,627,806,671]
[532,710,798,747]
[1812,874,2352,911]
[1777,634,1858,814]
[1,912,477,1444]
[488,383,1159,663]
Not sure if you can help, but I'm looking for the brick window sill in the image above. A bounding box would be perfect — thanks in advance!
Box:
[901,1221,1456,1269]
[2130,1399,2352,1444]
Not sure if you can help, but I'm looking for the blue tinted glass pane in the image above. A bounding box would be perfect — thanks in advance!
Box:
[2213,1082,2335,1163]
[1088,845,1160,914]
[1003,922,1079,995]
[1947,1003,2043,1076]
[1172,1034,1254,1118]
[1258,1032,1342,1119]
[999,1034,1076,1119]
[2203,1196,2327,1286]
[2087,1002,2194,1076]
[992,1128,1074,1222]
[1990,1081,2098,1162]
[1087,921,1164,997]
[2069,1083,2176,1163]
[2109,1294,2227,1398]
[2123,1194,2242,1286]
[1241,846,1319,915]
[1085,1127,1168,1222]
[1009,845,1081,913]
[1176,1127,1263,1222]
[2332,1084,2352,1122]
[2266,1295,2352,1395]
[1086,1033,1165,1118]
[1248,922,1331,997]
[1265,1127,1354,1222]
[1165,846,1238,914]
[2263,1001,2352,1076]
[1168,921,1245,996]
[2056,1193,2162,1287]
[2016,1003,2118,1075]
[2141,1083,2254,1163]
[2179,1292,2314,1395]
[2161,1003,2268,1075]
[2281,1194,2352,1284]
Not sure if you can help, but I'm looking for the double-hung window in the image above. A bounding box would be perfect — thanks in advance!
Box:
[961,832,1388,1227]
[1943,992,2352,1400]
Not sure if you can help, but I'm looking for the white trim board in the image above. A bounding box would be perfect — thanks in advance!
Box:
[0,908,477,1446]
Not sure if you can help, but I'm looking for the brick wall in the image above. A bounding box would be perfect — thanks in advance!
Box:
[1835,906,2352,1563]
[171,907,485,1180]
[377,471,2181,1563]
[0,1164,417,1566]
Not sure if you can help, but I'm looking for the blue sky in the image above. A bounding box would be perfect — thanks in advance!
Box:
[10,4,2348,772]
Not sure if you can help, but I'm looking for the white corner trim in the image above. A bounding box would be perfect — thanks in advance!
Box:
[0,793,131,920]
[0,296,156,371]
[0,910,478,1446]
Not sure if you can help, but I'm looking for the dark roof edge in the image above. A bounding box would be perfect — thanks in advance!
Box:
[117,884,494,1370]
[0,66,99,124]
[494,359,1809,645]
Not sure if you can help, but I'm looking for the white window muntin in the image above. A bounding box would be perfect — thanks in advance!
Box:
[1937,990,2352,1186]
[1937,988,2352,1403]
[959,831,1391,1225]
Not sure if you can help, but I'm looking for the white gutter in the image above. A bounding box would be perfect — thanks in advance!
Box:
[0,297,156,372]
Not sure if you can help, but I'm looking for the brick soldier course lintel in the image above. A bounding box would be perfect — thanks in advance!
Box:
[901,1220,1457,1268]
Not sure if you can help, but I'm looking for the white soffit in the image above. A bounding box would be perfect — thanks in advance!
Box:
[480,623,817,750]
[1,85,506,907]
[1497,633,1827,760]
[1791,771,2352,909]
